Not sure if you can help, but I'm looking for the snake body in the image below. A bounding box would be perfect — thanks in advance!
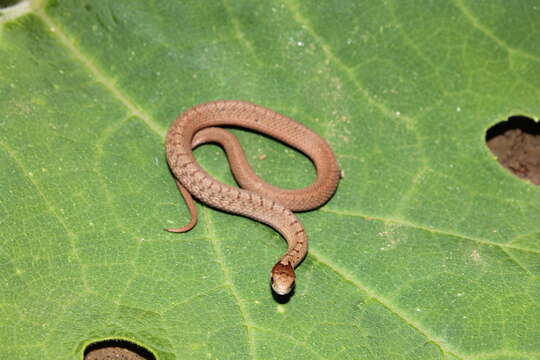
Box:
[165,100,340,295]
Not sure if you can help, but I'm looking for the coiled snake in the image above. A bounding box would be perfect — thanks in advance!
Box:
[165,100,340,295]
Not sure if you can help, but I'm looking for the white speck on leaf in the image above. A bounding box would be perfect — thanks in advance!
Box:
[471,249,481,262]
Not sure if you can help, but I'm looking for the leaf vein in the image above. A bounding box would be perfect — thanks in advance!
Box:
[309,248,467,360]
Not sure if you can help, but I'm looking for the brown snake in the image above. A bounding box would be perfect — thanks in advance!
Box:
[165,100,340,295]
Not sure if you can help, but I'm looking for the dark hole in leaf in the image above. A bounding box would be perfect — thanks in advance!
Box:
[0,0,22,9]
[84,339,156,360]
[486,115,540,185]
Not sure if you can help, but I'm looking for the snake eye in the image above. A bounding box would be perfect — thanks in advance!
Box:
[270,262,296,295]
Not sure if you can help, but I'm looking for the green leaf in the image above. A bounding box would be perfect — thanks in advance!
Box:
[1,1,540,359]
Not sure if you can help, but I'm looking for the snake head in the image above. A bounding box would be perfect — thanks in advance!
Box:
[270,262,295,295]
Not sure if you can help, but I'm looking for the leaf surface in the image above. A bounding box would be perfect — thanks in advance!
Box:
[1,1,540,359]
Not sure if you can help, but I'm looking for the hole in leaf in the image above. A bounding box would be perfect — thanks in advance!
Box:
[84,339,156,360]
[0,0,22,9]
[486,115,540,185]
